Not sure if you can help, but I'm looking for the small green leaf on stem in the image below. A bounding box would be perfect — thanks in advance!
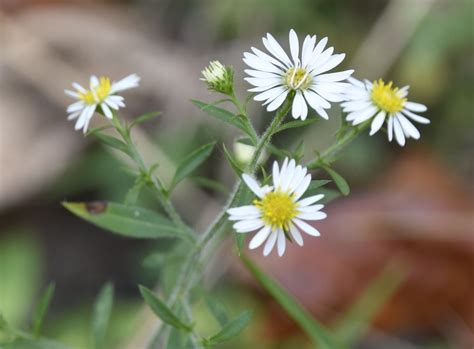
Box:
[32,282,55,338]
[92,283,114,349]
[171,142,216,189]
[192,176,228,195]
[222,144,243,176]
[205,310,252,346]
[304,180,332,197]
[139,285,192,331]
[129,111,161,129]
[204,294,229,327]
[323,166,350,196]
[93,132,130,156]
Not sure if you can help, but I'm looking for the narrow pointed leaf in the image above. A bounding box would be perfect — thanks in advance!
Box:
[206,310,252,345]
[63,201,192,241]
[242,255,344,349]
[93,132,130,155]
[32,282,55,338]
[222,144,243,176]
[92,283,114,349]
[192,100,249,135]
[130,111,161,128]
[192,176,228,195]
[172,142,215,188]
[323,166,350,196]
[1,338,71,349]
[139,285,192,331]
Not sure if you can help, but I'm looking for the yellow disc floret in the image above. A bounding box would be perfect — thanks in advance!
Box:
[254,190,298,231]
[79,77,112,105]
[284,67,312,90]
[371,79,406,113]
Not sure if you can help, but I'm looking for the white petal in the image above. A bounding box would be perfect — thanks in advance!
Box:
[266,90,289,111]
[297,204,324,213]
[348,77,365,88]
[402,110,430,124]
[342,100,373,113]
[67,111,81,120]
[254,86,286,102]
[300,94,308,120]
[292,218,320,236]
[227,205,260,216]
[272,160,280,188]
[306,37,328,67]
[245,69,280,79]
[297,211,327,220]
[280,159,296,191]
[301,35,316,67]
[291,92,304,119]
[288,166,307,193]
[250,47,287,70]
[72,82,87,93]
[243,56,283,75]
[370,110,386,135]
[263,33,292,67]
[293,174,311,200]
[64,89,80,98]
[110,74,140,93]
[297,194,324,207]
[278,157,289,182]
[90,75,99,88]
[314,106,329,119]
[233,219,264,233]
[393,116,406,146]
[347,106,378,124]
[404,101,427,112]
[314,70,354,82]
[289,223,304,246]
[229,214,260,221]
[242,174,264,198]
[387,116,394,141]
[289,29,299,64]
[303,90,330,110]
[312,87,344,103]
[245,76,282,87]
[308,47,334,72]
[249,226,272,249]
[277,229,286,257]
[67,101,85,113]
[101,103,113,119]
[397,113,420,139]
[263,231,278,256]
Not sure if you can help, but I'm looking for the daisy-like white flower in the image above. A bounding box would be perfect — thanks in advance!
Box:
[243,29,353,120]
[227,158,326,257]
[65,74,140,133]
[342,78,430,146]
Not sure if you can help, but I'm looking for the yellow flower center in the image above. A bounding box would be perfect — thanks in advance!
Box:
[79,77,112,105]
[254,190,298,231]
[284,67,312,90]
[371,79,406,113]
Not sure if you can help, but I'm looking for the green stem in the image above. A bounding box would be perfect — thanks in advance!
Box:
[230,91,258,143]
[148,97,293,349]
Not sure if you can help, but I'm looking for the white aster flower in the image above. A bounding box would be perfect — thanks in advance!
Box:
[342,78,430,146]
[64,74,140,133]
[227,158,326,257]
[243,29,353,120]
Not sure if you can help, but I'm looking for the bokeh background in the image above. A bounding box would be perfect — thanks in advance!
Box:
[1,0,473,348]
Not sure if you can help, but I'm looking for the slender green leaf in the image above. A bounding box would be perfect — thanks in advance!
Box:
[274,117,318,134]
[304,180,332,196]
[91,283,114,349]
[124,178,145,206]
[192,176,228,195]
[167,327,192,349]
[139,285,192,331]
[130,111,161,128]
[205,310,252,346]
[93,132,129,155]
[172,142,215,188]
[334,263,404,344]
[63,201,191,241]
[318,188,341,204]
[204,294,229,327]
[32,282,55,338]
[222,144,243,176]
[242,256,343,349]
[266,143,292,158]
[192,100,249,135]
[323,166,350,196]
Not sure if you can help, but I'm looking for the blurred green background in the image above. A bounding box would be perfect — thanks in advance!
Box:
[0,0,473,348]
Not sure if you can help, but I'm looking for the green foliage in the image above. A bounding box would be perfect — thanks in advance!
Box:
[0,338,71,349]
[138,286,193,332]
[191,176,228,195]
[92,132,130,156]
[63,202,192,241]
[91,283,114,349]
[322,166,350,196]
[204,294,229,327]
[32,282,55,338]
[222,143,244,176]
[171,142,216,190]
[192,100,256,142]
[203,310,252,347]
[274,117,318,134]
[242,255,344,349]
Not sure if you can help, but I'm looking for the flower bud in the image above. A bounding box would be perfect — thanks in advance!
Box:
[201,61,234,95]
